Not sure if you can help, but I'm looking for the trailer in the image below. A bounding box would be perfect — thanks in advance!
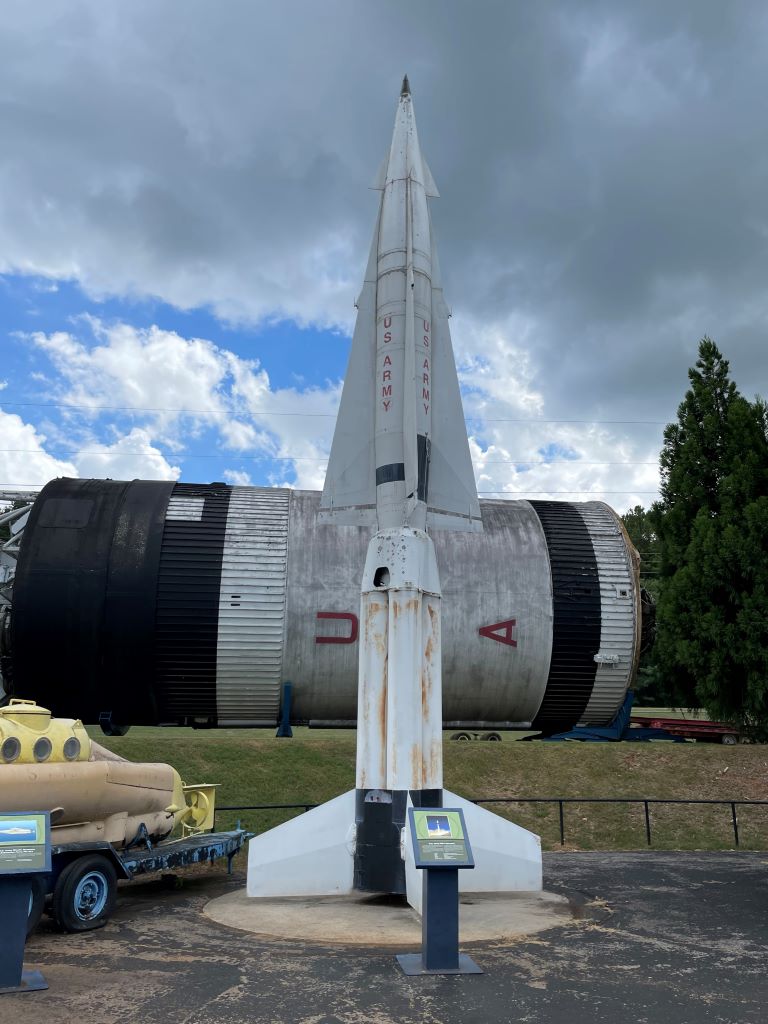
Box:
[29,827,250,934]
[630,717,747,744]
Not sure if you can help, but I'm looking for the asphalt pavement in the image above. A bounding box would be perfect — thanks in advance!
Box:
[2,851,766,1024]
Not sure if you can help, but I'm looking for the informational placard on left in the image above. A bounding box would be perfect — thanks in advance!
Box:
[0,811,51,874]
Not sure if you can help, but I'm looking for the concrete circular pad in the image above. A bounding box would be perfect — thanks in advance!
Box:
[204,889,573,946]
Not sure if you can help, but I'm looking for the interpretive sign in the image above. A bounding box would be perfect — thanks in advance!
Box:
[0,811,51,875]
[409,807,474,870]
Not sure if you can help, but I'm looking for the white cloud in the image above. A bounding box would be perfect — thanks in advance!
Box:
[73,427,181,481]
[17,312,663,509]
[23,319,340,490]
[222,469,252,487]
[451,312,661,512]
[0,410,78,490]
[30,320,230,434]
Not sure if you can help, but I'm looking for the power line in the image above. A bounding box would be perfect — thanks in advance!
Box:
[0,400,668,426]
[1,401,334,418]
[0,483,662,494]
[0,447,660,467]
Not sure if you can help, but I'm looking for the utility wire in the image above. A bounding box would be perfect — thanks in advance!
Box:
[0,483,662,494]
[0,400,668,425]
[0,447,661,467]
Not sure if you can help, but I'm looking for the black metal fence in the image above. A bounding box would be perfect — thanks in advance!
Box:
[216,797,768,848]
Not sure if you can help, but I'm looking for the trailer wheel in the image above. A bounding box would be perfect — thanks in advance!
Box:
[483,732,502,742]
[450,732,472,741]
[721,734,738,745]
[27,875,47,936]
[53,855,117,932]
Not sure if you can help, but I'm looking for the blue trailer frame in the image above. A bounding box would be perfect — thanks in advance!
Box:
[30,828,250,934]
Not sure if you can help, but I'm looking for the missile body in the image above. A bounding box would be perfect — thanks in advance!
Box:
[247,81,541,905]
[320,79,481,893]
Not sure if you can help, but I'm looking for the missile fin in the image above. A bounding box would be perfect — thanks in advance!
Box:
[370,153,389,191]
[425,312,482,532]
[421,156,440,198]
[319,204,380,527]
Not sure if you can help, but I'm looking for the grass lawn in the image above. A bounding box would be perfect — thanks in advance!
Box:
[91,726,768,852]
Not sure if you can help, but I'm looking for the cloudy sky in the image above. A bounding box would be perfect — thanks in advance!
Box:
[1,0,767,512]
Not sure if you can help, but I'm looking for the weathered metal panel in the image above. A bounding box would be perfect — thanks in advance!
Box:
[284,493,553,724]
[576,502,639,725]
[9,482,640,729]
[215,487,289,725]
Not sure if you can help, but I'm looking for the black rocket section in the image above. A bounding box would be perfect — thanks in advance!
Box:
[9,478,174,725]
[529,501,601,733]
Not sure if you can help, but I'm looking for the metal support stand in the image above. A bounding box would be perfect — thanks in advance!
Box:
[0,877,48,994]
[275,682,293,738]
[397,869,482,976]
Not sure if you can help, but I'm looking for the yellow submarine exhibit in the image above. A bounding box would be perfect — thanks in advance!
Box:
[0,699,204,846]
[0,699,242,932]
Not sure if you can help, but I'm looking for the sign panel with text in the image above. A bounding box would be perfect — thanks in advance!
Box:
[409,807,474,870]
[0,811,51,875]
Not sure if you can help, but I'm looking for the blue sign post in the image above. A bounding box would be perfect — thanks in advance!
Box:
[0,811,51,994]
[396,807,483,976]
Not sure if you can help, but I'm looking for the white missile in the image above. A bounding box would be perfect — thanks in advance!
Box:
[247,80,541,905]
[319,75,481,535]
[318,76,480,893]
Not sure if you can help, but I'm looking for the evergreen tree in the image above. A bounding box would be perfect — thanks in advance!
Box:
[621,505,663,703]
[651,339,768,730]
[622,504,661,593]
[653,338,740,572]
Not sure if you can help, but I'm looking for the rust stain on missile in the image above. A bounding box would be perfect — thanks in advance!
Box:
[378,656,388,755]
[411,744,422,789]
[366,599,387,656]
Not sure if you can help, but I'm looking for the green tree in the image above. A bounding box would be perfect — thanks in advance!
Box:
[651,339,768,730]
[622,504,661,594]
[621,505,663,703]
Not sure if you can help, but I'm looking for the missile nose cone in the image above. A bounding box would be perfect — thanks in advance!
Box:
[401,74,410,97]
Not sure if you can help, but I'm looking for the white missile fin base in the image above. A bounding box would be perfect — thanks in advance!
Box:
[246,789,356,897]
[404,791,543,915]
[245,784,541,907]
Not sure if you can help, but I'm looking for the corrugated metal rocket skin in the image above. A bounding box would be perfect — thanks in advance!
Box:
[319,78,481,533]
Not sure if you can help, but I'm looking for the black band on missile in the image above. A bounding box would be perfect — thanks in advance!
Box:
[416,434,430,502]
[409,788,442,808]
[529,501,601,734]
[376,462,406,486]
[354,789,407,893]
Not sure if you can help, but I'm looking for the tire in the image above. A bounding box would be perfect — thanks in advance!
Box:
[27,875,47,936]
[53,854,117,932]
[99,721,130,737]
[451,732,472,741]
[483,732,502,742]
[721,734,738,745]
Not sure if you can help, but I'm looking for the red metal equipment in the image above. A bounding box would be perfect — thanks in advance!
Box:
[631,717,745,744]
